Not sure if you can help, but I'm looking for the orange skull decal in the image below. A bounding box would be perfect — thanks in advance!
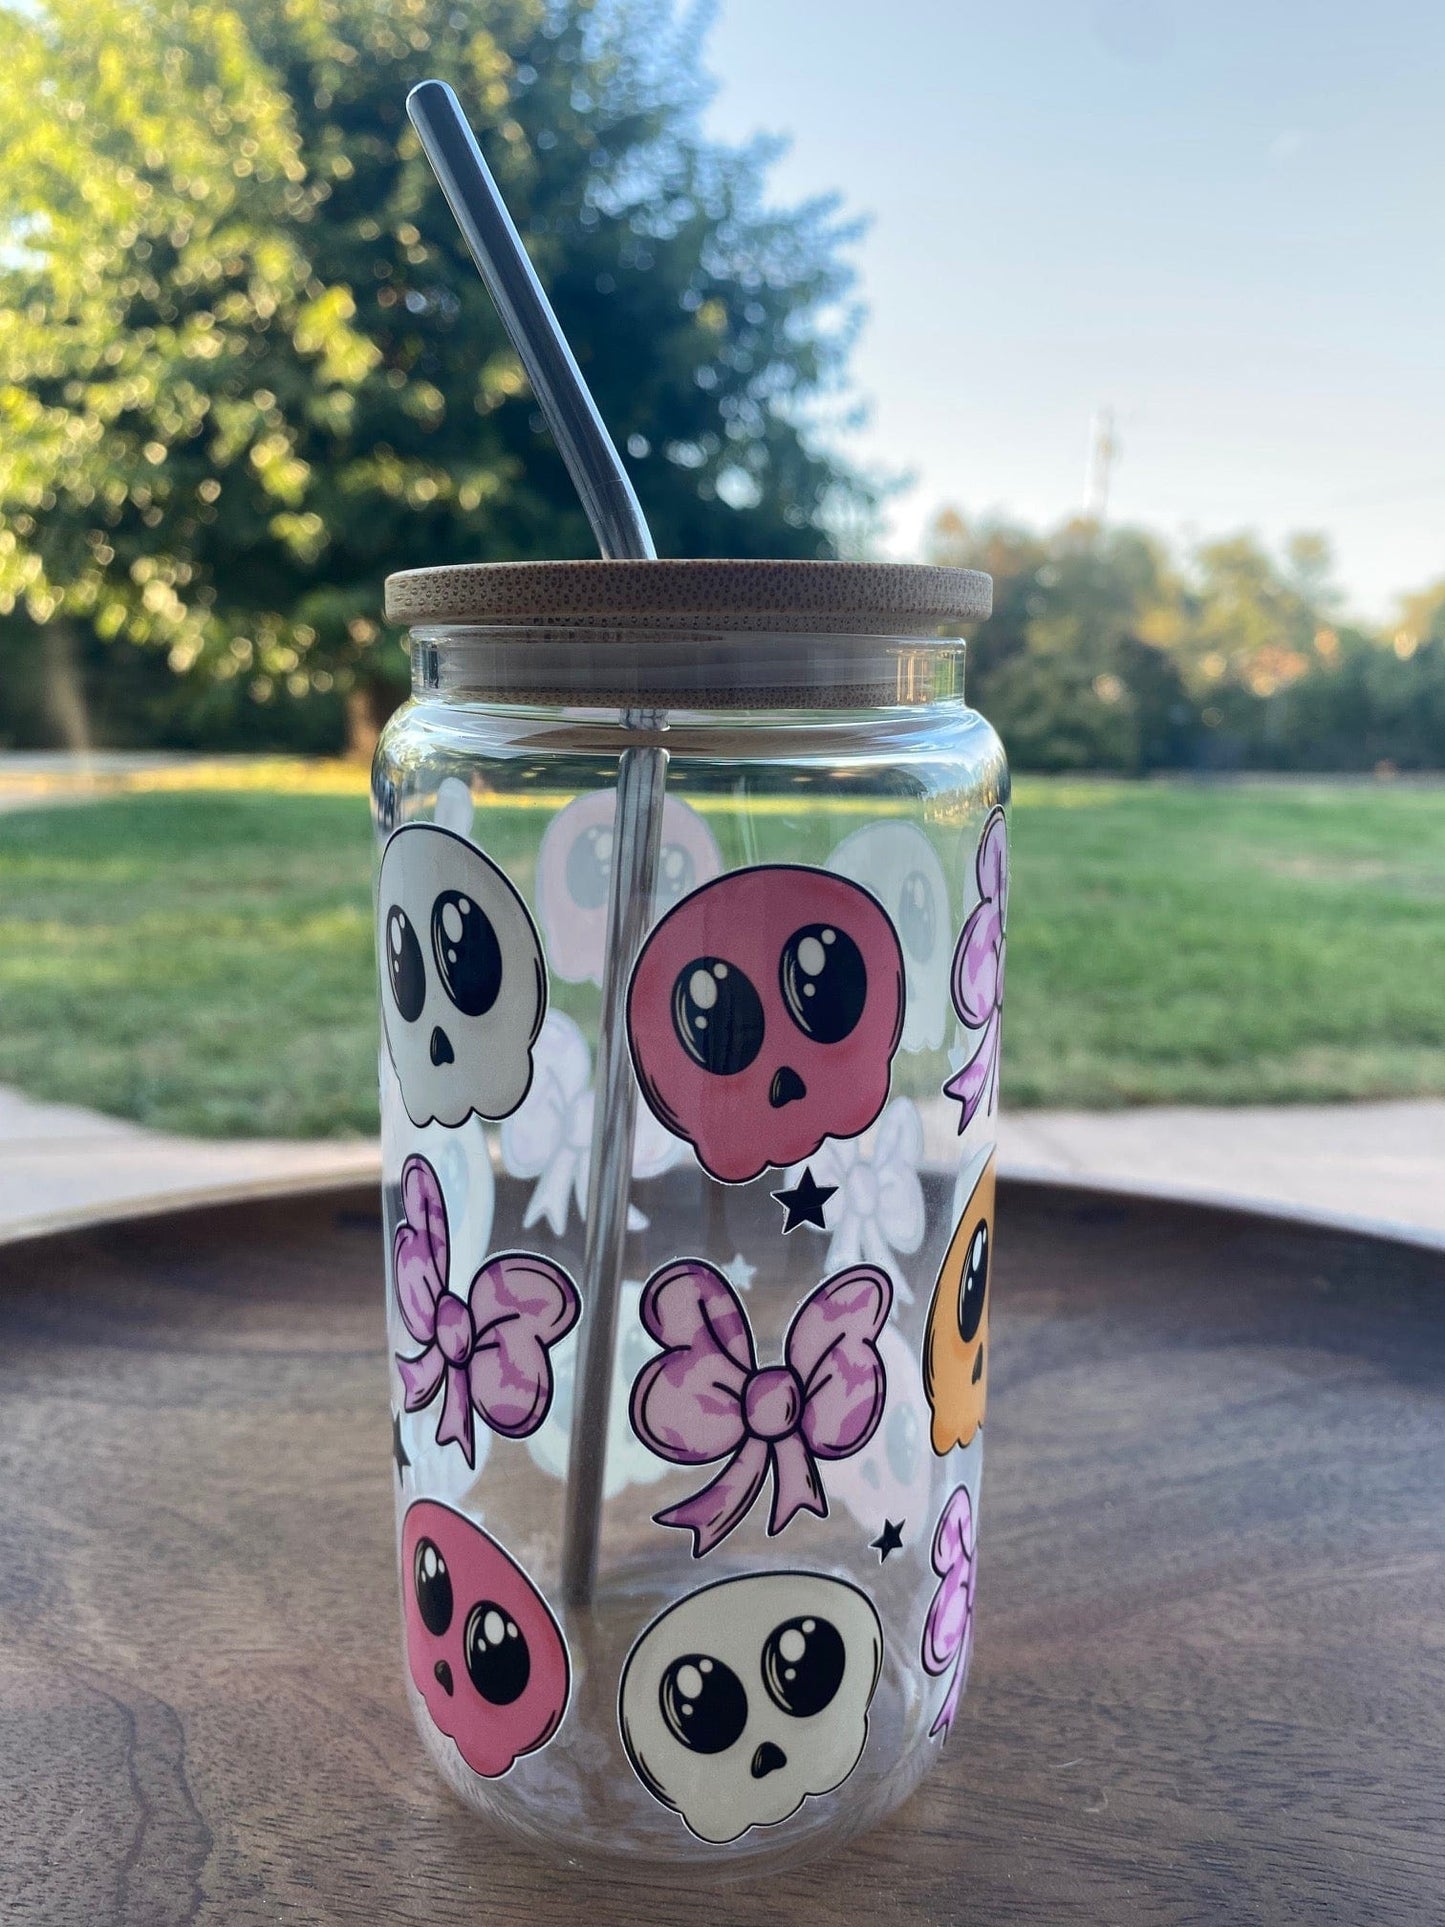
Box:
[923,1151,995,1455]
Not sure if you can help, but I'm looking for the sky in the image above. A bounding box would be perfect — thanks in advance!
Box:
[701,0,1445,619]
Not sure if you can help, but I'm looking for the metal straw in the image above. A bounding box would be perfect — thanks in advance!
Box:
[406,81,668,1607]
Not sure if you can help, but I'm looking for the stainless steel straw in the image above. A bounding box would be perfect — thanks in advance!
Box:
[407,80,668,1607]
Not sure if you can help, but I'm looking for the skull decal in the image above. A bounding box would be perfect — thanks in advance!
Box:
[626,865,906,1184]
[537,790,723,986]
[828,1324,933,1530]
[923,1148,996,1454]
[378,824,546,1128]
[401,1500,570,1779]
[619,1571,882,1842]
[827,823,950,1053]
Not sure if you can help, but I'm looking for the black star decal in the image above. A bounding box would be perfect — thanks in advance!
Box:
[771,1165,837,1234]
[871,1519,905,1563]
[391,1408,411,1482]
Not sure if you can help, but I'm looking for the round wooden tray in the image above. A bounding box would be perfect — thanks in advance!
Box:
[2,1181,1441,1924]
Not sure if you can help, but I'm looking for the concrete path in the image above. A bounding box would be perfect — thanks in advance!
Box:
[998,1099,1445,1250]
[0,1089,379,1245]
[0,1084,1440,1252]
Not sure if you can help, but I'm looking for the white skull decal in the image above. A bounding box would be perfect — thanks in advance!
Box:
[619,1572,882,1843]
[378,824,546,1128]
[828,822,950,1053]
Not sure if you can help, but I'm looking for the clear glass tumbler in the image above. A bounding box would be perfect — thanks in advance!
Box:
[372,560,1006,1870]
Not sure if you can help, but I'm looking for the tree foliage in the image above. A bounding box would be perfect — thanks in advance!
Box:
[0,0,869,722]
[930,510,1445,773]
[930,510,1195,773]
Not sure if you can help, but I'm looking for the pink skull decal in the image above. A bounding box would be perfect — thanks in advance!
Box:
[627,864,906,1184]
[401,1500,570,1779]
[537,790,723,986]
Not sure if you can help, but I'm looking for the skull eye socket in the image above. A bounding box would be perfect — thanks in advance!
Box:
[671,957,764,1076]
[656,842,696,910]
[958,1221,990,1344]
[779,924,867,1045]
[659,1652,749,1754]
[413,1538,453,1637]
[385,905,427,1024]
[430,890,504,1018]
[897,869,936,961]
[463,1599,531,1705]
[565,822,613,910]
[761,1615,847,1719]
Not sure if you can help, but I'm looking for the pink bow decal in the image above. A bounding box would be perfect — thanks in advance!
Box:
[944,806,1008,1132]
[393,1153,580,1467]
[630,1256,892,1557]
[921,1484,977,1740]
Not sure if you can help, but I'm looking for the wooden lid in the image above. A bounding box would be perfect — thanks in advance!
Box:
[383,558,992,633]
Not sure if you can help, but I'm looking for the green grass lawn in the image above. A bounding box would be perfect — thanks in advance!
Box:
[0,777,1441,1137]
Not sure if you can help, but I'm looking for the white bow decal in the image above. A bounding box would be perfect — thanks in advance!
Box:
[500,1011,686,1233]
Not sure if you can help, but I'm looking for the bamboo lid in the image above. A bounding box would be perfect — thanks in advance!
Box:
[384,558,992,633]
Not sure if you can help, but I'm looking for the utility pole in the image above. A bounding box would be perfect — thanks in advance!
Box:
[1084,406,1118,523]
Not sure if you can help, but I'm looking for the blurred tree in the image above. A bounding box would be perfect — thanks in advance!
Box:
[1253,577,1445,772]
[927,509,1193,771]
[922,508,1445,773]
[0,0,871,750]
[1395,576,1445,653]
[1157,532,1385,767]
[1162,532,1331,700]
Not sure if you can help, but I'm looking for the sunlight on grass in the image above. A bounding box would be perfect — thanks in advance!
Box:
[0,756,371,803]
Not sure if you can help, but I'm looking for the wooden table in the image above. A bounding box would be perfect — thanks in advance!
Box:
[2,1182,1442,1925]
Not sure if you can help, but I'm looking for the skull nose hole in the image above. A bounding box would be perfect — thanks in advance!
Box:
[429,1025,455,1067]
[769,1066,806,1108]
[433,1659,454,1697]
[751,1741,788,1779]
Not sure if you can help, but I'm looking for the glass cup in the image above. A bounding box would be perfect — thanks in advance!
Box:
[373,560,1005,1870]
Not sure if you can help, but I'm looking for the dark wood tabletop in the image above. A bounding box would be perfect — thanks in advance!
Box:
[2,1180,1442,1926]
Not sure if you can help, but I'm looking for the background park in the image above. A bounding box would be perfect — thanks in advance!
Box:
[0,0,1442,1147]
